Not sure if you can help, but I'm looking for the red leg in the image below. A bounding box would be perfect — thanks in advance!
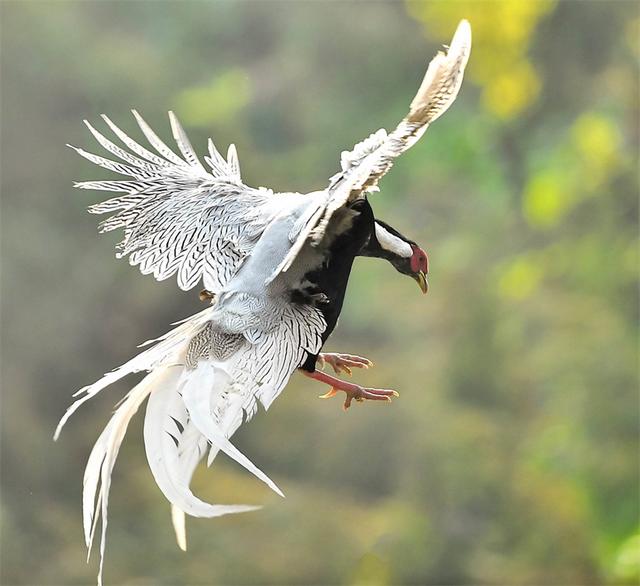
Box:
[317,353,373,376]
[302,369,398,411]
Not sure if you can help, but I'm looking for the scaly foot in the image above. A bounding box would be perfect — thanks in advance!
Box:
[317,352,373,376]
[302,369,398,411]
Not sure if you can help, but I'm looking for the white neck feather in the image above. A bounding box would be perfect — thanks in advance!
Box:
[374,223,413,258]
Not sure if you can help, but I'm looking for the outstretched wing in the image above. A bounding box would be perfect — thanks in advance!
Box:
[320,20,472,232]
[71,111,282,293]
[275,19,471,275]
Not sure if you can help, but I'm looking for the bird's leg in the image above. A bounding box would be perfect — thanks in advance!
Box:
[302,369,399,411]
[317,352,373,377]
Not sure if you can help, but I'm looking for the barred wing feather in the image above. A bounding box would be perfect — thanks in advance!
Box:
[71,111,278,293]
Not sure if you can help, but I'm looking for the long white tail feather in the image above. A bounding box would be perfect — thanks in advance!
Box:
[206,398,244,467]
[171,504,188,552]
[82,373,156,586]
[180,363,285,497]
[166,414,248,551]
[143,365,260,517]
[56,304,300,583]
[146,365,253,550]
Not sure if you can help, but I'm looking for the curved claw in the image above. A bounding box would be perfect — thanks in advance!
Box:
[337,364,352,377]
[319,388,338,400]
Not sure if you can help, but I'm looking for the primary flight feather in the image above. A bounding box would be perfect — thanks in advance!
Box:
[56,20,471,585]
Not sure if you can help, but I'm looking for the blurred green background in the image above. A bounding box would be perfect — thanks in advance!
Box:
[1,1,638,584]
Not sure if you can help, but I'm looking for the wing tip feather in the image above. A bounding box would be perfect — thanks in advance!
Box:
[167,110,179,133]
[408,19,472,125]
[453,19,472,52]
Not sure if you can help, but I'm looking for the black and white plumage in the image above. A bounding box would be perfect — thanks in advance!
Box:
[55,20,471,584]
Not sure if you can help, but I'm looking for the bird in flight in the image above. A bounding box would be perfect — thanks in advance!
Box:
[55,20,471,584]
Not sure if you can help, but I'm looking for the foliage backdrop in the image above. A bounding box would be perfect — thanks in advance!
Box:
[1,1,638,584]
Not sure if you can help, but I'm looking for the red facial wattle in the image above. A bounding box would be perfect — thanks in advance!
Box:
[410,245,429,274]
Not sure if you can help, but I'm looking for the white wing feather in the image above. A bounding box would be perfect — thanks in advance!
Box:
[275,19,471,275]
[71,111,281,294]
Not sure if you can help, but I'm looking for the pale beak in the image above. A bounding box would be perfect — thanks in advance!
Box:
[413,271,429,294]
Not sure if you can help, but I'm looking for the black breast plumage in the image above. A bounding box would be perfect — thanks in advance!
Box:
[295,198,375,371]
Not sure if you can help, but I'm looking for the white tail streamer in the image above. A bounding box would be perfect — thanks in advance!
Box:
[55,307,288,585]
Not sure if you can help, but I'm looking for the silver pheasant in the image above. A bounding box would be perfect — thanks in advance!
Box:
[55,20,471,585]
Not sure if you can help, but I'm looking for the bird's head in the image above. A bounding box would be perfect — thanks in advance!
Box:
[360,219,429,294]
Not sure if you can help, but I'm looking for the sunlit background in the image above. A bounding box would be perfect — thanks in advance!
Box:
[1,1,638,584]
